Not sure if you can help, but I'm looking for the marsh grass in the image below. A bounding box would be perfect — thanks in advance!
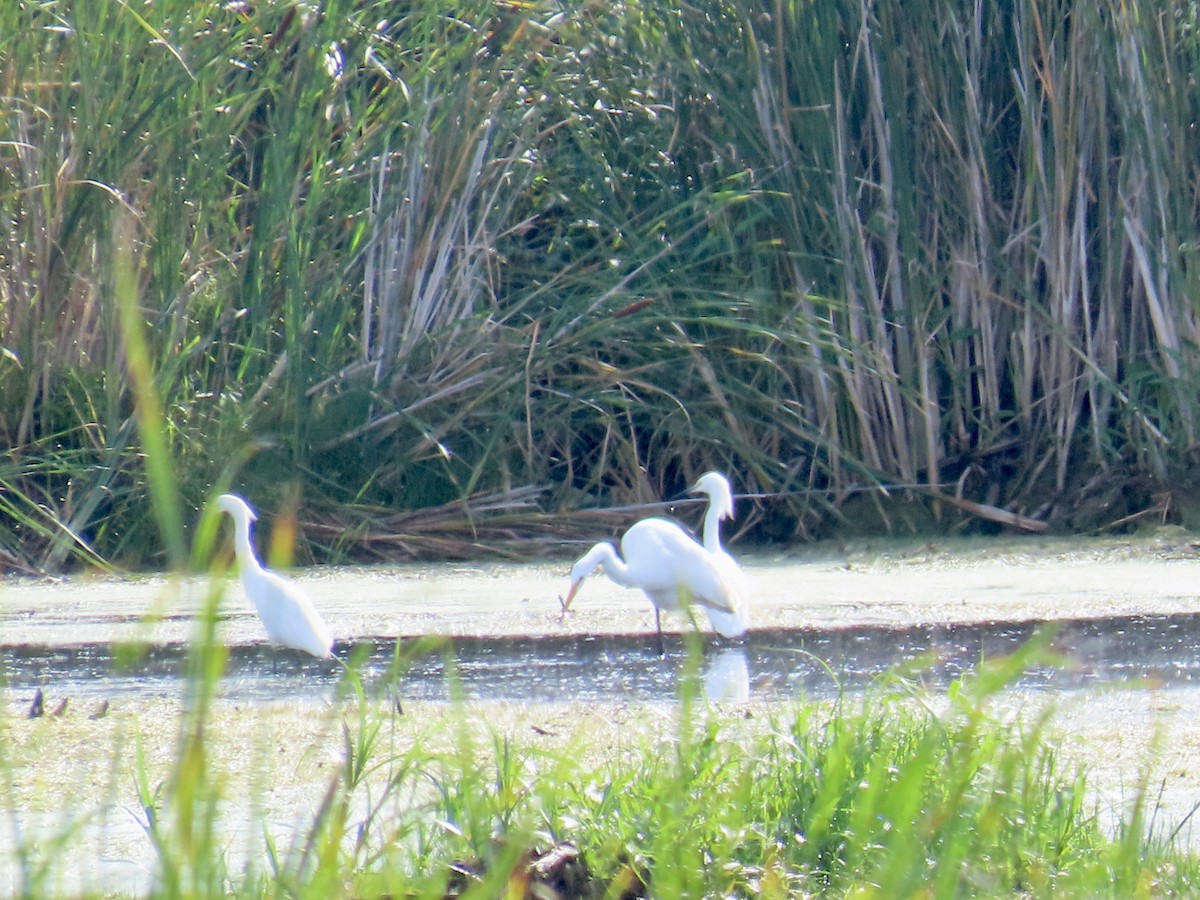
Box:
[2,627,1198,897]
[8,1,1200,570]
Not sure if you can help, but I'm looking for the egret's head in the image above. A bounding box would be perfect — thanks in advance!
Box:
[562,543,609,611]
[216,493,257,525]
[689,471,735,520]
[562,562,589,612]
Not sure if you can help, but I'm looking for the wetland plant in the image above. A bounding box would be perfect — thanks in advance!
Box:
[9,0,1200,570]
[3,630,1197,897]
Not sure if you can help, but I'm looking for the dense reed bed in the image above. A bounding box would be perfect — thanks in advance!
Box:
[4,0,1200,570]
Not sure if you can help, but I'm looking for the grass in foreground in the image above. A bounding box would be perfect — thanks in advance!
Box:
[1,637,1197,898]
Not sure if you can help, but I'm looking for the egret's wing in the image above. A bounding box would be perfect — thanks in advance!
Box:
[622,518,743,620]
[248,569,334,658]
[696,549,747,637]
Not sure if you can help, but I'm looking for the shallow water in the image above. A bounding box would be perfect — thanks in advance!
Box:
[3,611,1200,710]
[0,539,1196,722]
[4,536,1200,708]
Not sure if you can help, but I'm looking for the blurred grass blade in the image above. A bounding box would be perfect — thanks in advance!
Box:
[113,212,186,569]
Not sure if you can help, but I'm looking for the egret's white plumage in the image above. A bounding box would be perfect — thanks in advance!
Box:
[691,471,750,638]
[562,471,749,648]
[216,493,334,659]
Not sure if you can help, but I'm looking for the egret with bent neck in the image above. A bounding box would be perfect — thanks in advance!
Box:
[216,493,334,660]
[562,471,749,653]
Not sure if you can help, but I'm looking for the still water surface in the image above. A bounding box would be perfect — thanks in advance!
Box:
[2,612,1199,706]
[4,538,1200,706]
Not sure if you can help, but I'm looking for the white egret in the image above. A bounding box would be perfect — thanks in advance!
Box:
[690,471,751,638]
[562,471,749,652]
[215,493,334,659]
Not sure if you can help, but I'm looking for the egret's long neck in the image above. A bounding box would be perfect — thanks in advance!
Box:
[582,543,634,587]
[702,501,724,554]
[230,516,264,576]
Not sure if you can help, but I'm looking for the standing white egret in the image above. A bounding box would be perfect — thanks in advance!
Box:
[690,471,751,637]
[561,471,749,652]
[215,493,334,659]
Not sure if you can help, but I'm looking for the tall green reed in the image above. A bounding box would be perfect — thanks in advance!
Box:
[712,0,1200,523]
[9,0,1200,569]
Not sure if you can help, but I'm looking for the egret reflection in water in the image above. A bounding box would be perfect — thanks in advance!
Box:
[702,647,750,703]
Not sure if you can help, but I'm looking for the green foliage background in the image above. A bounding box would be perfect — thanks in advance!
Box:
[4,0,1200,570]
